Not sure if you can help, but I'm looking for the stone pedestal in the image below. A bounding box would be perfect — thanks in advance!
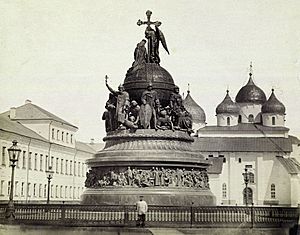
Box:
[82,129,216,206]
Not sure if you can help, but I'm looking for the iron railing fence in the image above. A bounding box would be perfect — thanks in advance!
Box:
[0,203,298,228]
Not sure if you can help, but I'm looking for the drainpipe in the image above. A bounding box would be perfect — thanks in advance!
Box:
[25,138,32,203]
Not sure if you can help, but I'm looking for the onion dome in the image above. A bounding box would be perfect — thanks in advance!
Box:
[216,90,239,114]
[235,64,266,104]
[183,90,206,123]
[262,89,286,114]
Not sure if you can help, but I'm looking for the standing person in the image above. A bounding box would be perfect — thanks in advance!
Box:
[105,76,130,129]
[140,83,159,129]
[136,196,148,227]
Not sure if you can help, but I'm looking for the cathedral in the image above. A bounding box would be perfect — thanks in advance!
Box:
[184,64,300,206]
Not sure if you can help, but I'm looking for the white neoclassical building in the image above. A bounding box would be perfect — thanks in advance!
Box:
[184,67,300,207]
[0,100,95,203]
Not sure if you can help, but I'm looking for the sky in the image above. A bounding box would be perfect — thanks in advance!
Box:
[1,0,300,143]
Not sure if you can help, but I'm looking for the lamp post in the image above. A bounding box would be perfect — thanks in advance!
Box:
[6,140,21,220]
[45,166,54,204]
[242,168,250,206]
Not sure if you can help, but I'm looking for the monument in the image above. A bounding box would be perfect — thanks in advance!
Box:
[82,11,216,206]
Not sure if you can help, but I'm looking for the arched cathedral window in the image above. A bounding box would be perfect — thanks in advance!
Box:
[272,117,276,125]
[227,117,230,126]
[249,172,255,183]
[248,114,254,122]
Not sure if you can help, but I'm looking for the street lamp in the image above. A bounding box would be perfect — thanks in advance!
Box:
[242,168,250,206]
[45,166,54,204]
[6,140,21,220]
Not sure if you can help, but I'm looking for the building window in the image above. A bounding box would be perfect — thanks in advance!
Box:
[60,186,63,198]
[8,181,11,195]
[65,160,68,175]
[222,183,227,199]
[40,154,43,171]
[28,152,32,170]
[70,186,72,198]
[71,134,73,144]
[21,182,24,196]
[51,185,54,198]
[51,156,54,168]
[223,157,226,163]
[2,147,6,166]
[82,163,85,177]
[39,184,42,197]
[227,117,230,126]
[62,132,64,142]
[57,130,60,140]
[33,183,36,197]
[65,186,68,198]
[74,161,76,176]
[70,161,73,175]
[27,183,31,197]
[245,165,252,168]
[61,159,63,174]
[52,128,55,139]
[248,114,254,122]
[66,133,69,143]
[249,172,255,184]
[78,162,81,176]
[56,185,59,198]
[44,184,47,198]
[45,155,48,170]
[238,158,242,163]
[208,155,213,158]
[56,158,59,173]
[238,115,242,123]
[34,153,38,170]
[271,184,276,199]
[272,117,276,125]
[22,151,26,169]
[0,180,4,195]
[15,181,18,196]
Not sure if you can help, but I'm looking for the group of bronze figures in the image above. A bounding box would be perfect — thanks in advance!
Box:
[102,79,193,134]
[85,167,209,189]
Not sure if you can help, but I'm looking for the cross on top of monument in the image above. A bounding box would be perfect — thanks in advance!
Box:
[137,10,162,29]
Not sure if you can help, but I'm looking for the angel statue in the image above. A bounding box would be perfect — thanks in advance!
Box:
[145,25,169,64]
[137,10,169,64]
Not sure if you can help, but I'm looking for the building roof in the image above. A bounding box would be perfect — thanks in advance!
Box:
[75,141,96,154]
[207,157,224,174]
[10,102,77,128]
[235,76,267,104]
[216,90,239,114]
[183,91,206,123]
[277,156,300,174]
[87,142,105,152]
[193,137,293,152]
[262,89,286,114]
[0,112,47,141]
[199,123,289,132]
[289,135,300,145]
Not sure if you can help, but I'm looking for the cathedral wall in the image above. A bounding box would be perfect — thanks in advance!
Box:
[262,114,285,127]
[217,114,238,127]
[238,103,262,123]
[257,154,291,206]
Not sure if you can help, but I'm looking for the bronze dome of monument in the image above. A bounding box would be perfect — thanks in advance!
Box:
[235,75,266,104]
[262,89,286,114]
[124,63,175,107]
[216,90,239,114]
[183,90,206,124]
